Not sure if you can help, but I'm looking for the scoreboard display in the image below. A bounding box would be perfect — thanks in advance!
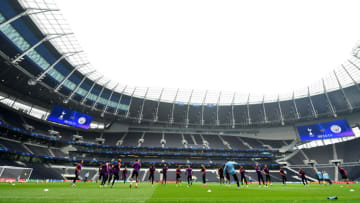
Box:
[296,120,354,141]
[47,106,93,129]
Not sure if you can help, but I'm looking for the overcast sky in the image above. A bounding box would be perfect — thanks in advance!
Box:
[55,0,360,95]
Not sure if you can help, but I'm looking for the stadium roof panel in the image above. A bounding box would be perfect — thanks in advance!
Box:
[16,0,360,105]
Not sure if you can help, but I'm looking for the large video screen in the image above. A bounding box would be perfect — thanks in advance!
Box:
[297,120,354,141]
[47,106,93,129]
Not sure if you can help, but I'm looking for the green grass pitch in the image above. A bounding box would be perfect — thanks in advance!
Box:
[0,182,359,203]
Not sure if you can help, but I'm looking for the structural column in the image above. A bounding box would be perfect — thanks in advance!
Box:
[54,63,90,92]
[12,34,72,64]
[0,8,59,29]
[246,94,251,125]
[80,75,104,104]
[138,88,149,124]
[91,80,111,110]
[169,89,179,124]
[321,80,337,118]
[215,92,222,126]
[231,92,236,128]
[31,52,80,84]
[65,71,96,102]
[153,88,164,122]
[292,91,300,119]
[200,90,208,126]
[333,70,353,111]
[185,90,194,128]
[262,95,268,123]
[277,95,284,125]
[125,88,137,118]
[307,87,318,118]
[102,83,119,115]
[114,86,127,115]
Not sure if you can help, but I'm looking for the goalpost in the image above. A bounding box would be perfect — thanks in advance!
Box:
[0,166,33,182]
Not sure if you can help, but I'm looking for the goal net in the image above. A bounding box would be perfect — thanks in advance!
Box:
[0,166,33,182]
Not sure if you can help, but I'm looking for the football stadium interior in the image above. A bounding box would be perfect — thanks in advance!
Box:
[0,0,360,202]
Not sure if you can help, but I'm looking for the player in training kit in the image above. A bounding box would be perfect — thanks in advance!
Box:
[122,167,128,184]
[84,172,89,182]
[111,160,121,188]
[98,162,103,183]
[225,168,231,184]
[186,165,193,187]
[130,160,141,188]
[239,166,248,187]
[148,165,156,186]
[298,168,308,186]
[108,164,114,186]
[279,167,287,186]
[263,165,272,187]
[338,165,349,184]
[72,160,83,187]
[224,161,240,188]
[316,170,323,184]
[100,163,109,187]
[255,164,265,186]
[323,171,332,185]
[201,164,206,186]
[218,166,225,184]
[176,166,182,186]
[161,164,168,185]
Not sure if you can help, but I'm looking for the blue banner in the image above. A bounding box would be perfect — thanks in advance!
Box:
[47,106,93,129]
[297,120,354,141]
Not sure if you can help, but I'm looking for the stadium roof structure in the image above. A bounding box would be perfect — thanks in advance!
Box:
[12,0,360,105]
[1,0,360,128]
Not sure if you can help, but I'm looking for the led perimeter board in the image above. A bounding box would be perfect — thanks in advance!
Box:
[296,120,354,141]
[47,106,93,129]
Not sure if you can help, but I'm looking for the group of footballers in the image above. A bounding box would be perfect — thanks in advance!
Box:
[71,159,206,188]
[95,159,203,188]
[153,163,204,187]
[220,161,276,188]
[218,162,351,188]
[71,159,351,188]
[316,170,332,185]
[298,165,350,187]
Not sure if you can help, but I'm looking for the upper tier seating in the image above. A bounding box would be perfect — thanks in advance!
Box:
[142,133,162,147]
